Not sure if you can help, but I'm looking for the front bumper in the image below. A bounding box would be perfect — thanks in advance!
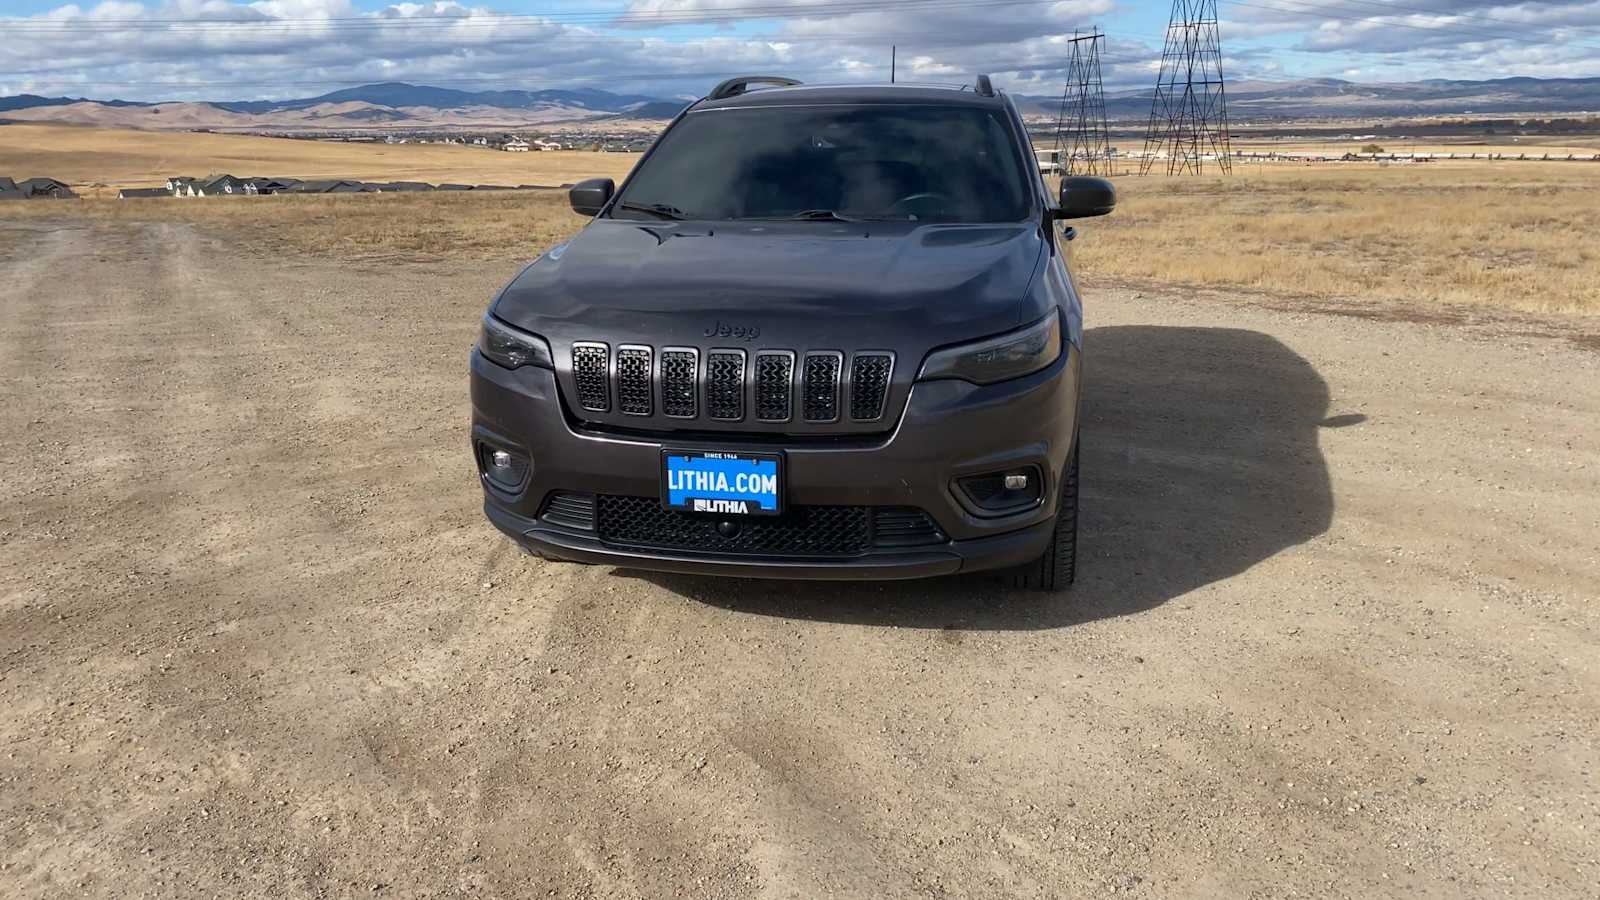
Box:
[482,500,1054,581]
[470,346,1080,580]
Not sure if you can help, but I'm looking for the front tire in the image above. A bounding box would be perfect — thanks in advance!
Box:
[1006,447,1078,592]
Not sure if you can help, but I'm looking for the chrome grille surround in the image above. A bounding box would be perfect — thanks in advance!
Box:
[615,345,653,416]
[706,349,747,421]
[571,342,610,412]
[802,351,843,423]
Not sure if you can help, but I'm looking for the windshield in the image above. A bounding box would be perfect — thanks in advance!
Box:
[611,104,1032,223]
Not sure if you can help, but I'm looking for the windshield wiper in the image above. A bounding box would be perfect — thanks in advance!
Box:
[787,209,857,222]
[617,201,688,220]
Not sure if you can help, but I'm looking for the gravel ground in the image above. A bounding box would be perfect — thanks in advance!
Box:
[2,219,1597,898]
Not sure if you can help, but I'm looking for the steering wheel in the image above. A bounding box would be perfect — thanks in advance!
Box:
[886,192,951,216]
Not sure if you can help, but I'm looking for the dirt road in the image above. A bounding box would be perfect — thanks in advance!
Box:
[2,220,1597,898]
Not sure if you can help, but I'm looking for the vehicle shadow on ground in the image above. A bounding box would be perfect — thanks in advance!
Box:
[628,326,1342,630]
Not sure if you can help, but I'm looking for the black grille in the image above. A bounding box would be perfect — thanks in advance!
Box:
[541,492,596,530]
[707,351,746,421]
[802,353,842,422]
[871,509,945,547]
[598,496,866,556]
[661,349,697,418]
[754,352,794,422]
[572,343,609,412]
[594,496,944,557]
[566,341,896,430]
[616,346,652,416]
[850,353,893,421]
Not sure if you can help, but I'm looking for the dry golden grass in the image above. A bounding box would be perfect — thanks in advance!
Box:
[6,137,1598,316]
[0,189,590,261]
[0,123,640,197]
[1071,162,1600,316]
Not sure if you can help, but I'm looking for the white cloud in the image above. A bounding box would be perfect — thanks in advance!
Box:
[2,0,1598,101]
[0,0,1144,100]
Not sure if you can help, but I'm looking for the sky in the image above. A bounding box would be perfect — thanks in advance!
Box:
[2,0,1600,102]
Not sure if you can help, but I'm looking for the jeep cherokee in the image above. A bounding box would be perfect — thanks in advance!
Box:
[470,74,1115,590]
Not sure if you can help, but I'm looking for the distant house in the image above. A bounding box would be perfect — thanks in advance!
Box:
[247,177,300,195]
[0,177,23,200]
[118,187,170,199]
[474,184,513,191]
[503,138,531,152]
[436,183,474,191]
[375,181,434,192]
[195,174,254,197]
[18,177,77,199]
[285,179,367,194]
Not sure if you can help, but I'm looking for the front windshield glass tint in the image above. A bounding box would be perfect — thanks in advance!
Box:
[612,104,1031,223]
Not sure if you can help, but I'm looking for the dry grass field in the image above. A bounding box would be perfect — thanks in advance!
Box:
[1075,162,1600,316]
[0,189,589,260]
[0,123,640,196]
[4,125,1599,316]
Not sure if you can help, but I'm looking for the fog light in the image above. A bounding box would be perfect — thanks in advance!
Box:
[477,441,529,490]
[956,466,1044,515]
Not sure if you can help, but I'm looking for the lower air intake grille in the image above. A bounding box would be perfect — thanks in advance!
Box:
[541,492,597,530]
[870,509,945,547]
[572,343,610,412]
[616,346,652,416]
[594,496,943,557]
[660,349,697,418]
[850,353,893,421]
[802,353,842,422]
[706,351,746,421]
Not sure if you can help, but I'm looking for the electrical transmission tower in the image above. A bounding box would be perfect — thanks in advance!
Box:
[1052,29,1112,176]
[1139,0,1233,176]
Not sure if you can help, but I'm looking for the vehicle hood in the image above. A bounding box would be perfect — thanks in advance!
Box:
[492,218,1047,354]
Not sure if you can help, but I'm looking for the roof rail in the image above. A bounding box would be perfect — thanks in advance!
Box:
[707,75,803,101]
[974,74,994,97]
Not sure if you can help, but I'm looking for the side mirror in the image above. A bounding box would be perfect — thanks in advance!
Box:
[568,178,615,216]
[1056,176,1116,220]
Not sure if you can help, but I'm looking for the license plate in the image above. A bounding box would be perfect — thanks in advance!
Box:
[661,450,783,516]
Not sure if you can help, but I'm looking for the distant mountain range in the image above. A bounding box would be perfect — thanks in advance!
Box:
[0,82,694,131]
[1016,76,1600,121]
[4,76,1599,132]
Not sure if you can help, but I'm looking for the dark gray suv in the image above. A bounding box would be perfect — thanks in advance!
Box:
[470,74,1115,590]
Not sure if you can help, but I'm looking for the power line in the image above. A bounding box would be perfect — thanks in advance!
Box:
[1246,0,1600,40]
[1222,0,1600,55]
[1142,0,1233,176]
[0,0,1063,33]
[1053,30,1113,176]
[0,57,1360,95]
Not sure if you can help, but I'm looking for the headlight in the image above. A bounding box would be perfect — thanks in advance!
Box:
[917,312,1062,385]
[477,315,553,369]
